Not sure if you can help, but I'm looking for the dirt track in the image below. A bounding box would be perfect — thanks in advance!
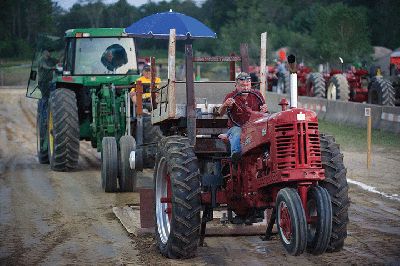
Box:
[0,88,399,265]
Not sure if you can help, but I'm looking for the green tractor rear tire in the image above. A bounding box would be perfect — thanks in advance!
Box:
[48,88,80,171]
[119,135,137,192]
[37,99,49,164]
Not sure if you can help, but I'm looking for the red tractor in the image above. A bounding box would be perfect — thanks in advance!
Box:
[324,66,395,106]
[147,32,349,259]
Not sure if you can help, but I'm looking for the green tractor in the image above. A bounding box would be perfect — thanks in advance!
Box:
[27,28,162,192]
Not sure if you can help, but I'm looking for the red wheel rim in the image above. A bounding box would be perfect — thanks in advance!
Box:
[160,172,172,222]
[279,201,292,244]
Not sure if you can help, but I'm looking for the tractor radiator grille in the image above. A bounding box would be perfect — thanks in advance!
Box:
[275,122,321,170]
[276,124,296,169]
[307,122,322,168]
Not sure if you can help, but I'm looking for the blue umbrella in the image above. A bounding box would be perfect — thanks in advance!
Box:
[125,10,216,40]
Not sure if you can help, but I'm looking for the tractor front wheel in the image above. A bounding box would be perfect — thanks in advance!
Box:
[154,136,201,259]
[276,188,307,256]
[48,88,79,171]
[101,137,118,193]
[306,185,332,255]
[119,135,137,192]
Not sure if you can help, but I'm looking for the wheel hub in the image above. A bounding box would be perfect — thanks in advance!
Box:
[279,201,292,244]
[155,157,172,244]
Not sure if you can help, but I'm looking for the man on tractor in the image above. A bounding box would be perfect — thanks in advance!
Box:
[218,72,268,163]
[38,49,57,99]
[130,64,161,110]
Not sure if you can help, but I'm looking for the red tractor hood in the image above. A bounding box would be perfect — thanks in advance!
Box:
[240,108,318,154]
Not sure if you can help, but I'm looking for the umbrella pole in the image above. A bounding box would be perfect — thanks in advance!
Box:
[185,41,196,146]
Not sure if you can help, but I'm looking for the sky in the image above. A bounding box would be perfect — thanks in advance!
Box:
[54,0,204,10]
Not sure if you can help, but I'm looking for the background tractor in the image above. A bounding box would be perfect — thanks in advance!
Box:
[388,51,400,106]
[149,31,349,258]
[27,28,162,192]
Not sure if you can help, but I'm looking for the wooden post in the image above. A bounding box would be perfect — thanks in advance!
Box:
[136,81,143,116]
[229,53,236,81]
[365,108,372,169]
[150,57,157,110]
[168,29,176,118]
[240,43,249,73]
[260,32,267,99]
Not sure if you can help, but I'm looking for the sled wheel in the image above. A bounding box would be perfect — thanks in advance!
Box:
[276,187,307,256]
[119,135,137,192]
[306,185,332,255]
[101,137,118,193]
[154,136,201,259]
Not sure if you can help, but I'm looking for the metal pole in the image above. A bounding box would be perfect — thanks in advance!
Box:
[185,43,196,146]
[168,29,176,118]
[288,55,297,108]
[260,32,267,99]
[365,108,372,169]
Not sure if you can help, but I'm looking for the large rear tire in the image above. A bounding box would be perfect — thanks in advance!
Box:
[368,77,395,106]
[276,188,307,256]
[37,99,49,164]
[327,74,349,101]
[101,137,118,193]
[306,186,332,255]
[154,136,201,259]
[306,73,326,98]
[319,134,349,252]
[48,88,80,171]
[119,135,137,192]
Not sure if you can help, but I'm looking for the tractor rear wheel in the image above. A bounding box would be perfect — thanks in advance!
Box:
[306,73,326,98]
[306,185,332,255]
[37,99,49,164]
[276,187,307,256]
[327,74,349,101]
[319,134,349,252]
[101,137,118,193]
[368,77,395,106]
[143,115,164,168]
[154,136,201,259]
[119,135,137,192]
[48,88,79,171]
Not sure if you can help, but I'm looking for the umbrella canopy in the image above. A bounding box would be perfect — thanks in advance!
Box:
[125,10,216,40]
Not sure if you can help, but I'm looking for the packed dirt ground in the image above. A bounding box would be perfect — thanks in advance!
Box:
[0,87,399,265]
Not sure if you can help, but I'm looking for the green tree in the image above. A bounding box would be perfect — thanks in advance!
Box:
[311,3,372,63]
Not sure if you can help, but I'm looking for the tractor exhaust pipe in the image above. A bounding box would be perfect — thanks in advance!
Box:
[288,54,297,108]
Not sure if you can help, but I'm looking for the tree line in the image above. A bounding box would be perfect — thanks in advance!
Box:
[0,0,399,66]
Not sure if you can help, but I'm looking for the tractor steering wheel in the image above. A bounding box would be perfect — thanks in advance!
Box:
[227,90,264,127]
